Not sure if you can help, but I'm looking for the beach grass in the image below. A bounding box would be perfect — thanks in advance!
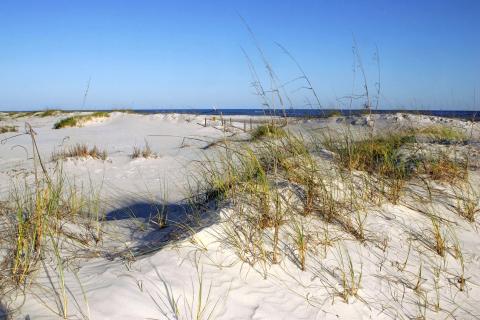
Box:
[0,125,18,134]
[52,143,107,161]
[415,125,467,143]
[250,124,286,140]
[53,112,110,129]
[38,109,65,117]
[131,140,156,159]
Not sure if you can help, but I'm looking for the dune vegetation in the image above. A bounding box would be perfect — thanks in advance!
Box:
[0,125,18,134]
[53,111,110,129]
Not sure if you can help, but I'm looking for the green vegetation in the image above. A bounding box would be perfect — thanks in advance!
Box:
[9,111,37,119]
[1,128,104,297]
[323,132,414,177]
[419,153,468,183]
[0,125,18,134]
[38,109,64,117]
[250,124,286,140]
[415,125,467,143]
[53,112,110,129]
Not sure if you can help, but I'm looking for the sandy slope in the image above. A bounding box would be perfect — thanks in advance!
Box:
[1,112,479,319]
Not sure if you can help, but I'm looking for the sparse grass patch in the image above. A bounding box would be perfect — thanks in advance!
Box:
[452,183,480,222]
[53,112,110,129]
[52,143,107,161]
[0,125,18,134]
[415,125,467,143]
[9,111,37,119]
[419,154,468,183]
[131,141,156,159]
[335,245,363,303]
[38,109,64,117]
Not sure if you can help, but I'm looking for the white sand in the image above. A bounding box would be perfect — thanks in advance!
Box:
[0,112,479,319]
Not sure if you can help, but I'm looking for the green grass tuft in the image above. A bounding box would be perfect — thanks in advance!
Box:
[251,124,286,140]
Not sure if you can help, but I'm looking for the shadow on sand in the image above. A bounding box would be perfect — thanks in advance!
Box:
[0,302,8,320]
[104,200,221,259]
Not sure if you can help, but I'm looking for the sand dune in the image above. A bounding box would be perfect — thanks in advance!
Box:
[0,112,479,319]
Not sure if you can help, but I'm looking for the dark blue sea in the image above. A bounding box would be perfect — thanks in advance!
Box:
[129,109,479,121]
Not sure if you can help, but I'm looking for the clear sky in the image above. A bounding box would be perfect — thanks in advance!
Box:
[0,0,479,110]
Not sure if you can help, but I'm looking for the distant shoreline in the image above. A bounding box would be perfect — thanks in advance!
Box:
[2,108,478,121]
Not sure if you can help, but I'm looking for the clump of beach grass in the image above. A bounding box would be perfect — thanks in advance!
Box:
[451,183,480,222]
[335,245,363,303]
[250,123,286,140]
[52,143,107,161]
[131,140,156,159]
[53,112,109,129]
[0,125,18,134]
[418,153,468,183]
[321,130,415,204]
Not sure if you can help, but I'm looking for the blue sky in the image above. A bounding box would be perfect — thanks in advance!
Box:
[0,0,479,110]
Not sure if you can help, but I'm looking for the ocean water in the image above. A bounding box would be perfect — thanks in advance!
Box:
[131,108,479,121]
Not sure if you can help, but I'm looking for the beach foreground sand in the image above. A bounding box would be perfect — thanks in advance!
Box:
[0,111,479,319]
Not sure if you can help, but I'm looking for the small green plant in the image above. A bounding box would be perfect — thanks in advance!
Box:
[291,218,308,271]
